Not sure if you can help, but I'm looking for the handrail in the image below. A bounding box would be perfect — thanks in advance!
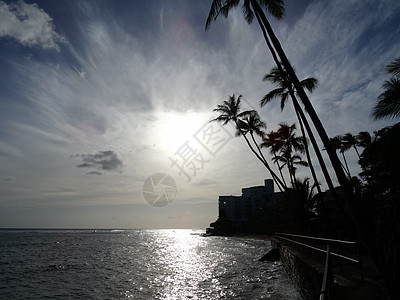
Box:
[276,236,359,263]
[275,232,365,299]
[276,232,355,245]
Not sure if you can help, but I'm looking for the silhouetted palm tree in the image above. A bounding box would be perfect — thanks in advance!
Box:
[356,131,372,149]
[372,57,400,120]
[342,133,361,160]
[261,130,287,187]
[211,94,285,191]
[206,0,355,229]
[261,66,335,202]
[330,136,351,178]
[293,177,318,211]
[273,123,307,187]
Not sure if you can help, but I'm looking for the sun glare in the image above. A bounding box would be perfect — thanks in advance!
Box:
[156,111,210,153]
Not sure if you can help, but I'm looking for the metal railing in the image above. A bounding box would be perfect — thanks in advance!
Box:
[275,232,364,299]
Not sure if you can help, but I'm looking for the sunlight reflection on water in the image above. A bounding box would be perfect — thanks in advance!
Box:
[0,229,301,299]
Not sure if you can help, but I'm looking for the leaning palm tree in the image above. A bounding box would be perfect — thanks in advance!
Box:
[372,56,400,120]
[261,66,337,203]
[211,94,285,191]
[206,0,355,231]
[236,112,269,167]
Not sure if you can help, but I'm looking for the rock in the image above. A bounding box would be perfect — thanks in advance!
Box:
[259,248,280,262]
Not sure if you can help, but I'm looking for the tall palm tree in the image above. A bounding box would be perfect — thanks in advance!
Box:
[211,94,285,191]
[206,0,355,227]
[261,66,336,204]
[372,56,400,120]
[342,133,361,160]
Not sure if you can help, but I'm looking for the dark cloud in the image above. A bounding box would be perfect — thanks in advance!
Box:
[73,150,123,174]
[2,176,16,182]
[86,171,103,176]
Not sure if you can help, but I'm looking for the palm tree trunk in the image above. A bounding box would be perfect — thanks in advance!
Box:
[252,0,353,204]
[252,1,367,247]
[353,145,361,160]
[295,106,323,196]
[273,151,287,187]
[253,4,345,214]
[341,151,351,178]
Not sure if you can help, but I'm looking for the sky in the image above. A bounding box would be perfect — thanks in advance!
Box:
[0,0,399,229]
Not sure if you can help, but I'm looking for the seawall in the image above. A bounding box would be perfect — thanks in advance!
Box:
[272,237,324,300]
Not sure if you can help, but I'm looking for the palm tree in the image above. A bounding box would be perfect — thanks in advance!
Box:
[261,130,287,187]
[211,94,285,191]
[236,112,269,167]
[261,66,341,206]
[273,148,308,188]
[356,131,372,149]
[276,123,307,186]
[293,177,318,211]
[206,0,355,229]
[372,56,400,120]
[341,133,361,160]
[330,136,351,179]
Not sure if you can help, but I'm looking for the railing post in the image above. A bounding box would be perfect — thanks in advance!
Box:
[320,245,334,300]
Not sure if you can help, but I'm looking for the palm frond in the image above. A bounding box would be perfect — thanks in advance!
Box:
[260,88,284,107]
[242,0,254,23]
[280,91,290,111]
[301,77,318,92]
[205,0,223,30]
[221,0,240,17]
[372,77,400,120]
[385,56,400,76]
[259,0,285,20]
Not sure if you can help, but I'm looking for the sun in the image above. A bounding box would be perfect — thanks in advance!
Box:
[155,111,210,153]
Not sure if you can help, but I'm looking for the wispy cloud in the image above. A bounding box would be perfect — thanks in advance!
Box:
[0,0,65,50]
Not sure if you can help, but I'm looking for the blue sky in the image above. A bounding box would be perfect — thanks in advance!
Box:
[0,0,399,229]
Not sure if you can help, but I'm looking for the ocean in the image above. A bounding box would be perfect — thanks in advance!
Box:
[0,229,301,299]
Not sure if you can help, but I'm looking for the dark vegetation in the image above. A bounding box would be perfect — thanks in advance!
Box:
[205,0,400,297]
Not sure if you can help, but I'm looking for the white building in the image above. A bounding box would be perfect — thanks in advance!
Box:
[218,179,282,232]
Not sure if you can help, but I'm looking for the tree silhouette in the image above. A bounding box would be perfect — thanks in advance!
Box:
[261,130,287,187]
[272,123,308,187]
[330,136,351,179]
[206,0,355,234]
[342,132,361,160]
[356,131,372,149]
[211,94,285,191]
[372,56,400,120]
[260,66,337,202]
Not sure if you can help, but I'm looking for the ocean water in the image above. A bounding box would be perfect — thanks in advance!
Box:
[0,229,301,299]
